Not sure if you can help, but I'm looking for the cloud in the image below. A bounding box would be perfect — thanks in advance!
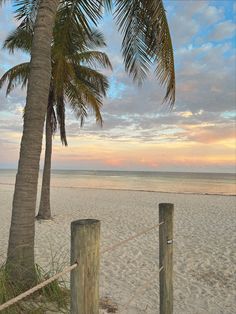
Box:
[180,0,223,22]
[0,1,235,172]
[200,5,224,24]
[209,21,236,41]
[169,14,199,48]
[177,123,235,144]
[167,1,224,49]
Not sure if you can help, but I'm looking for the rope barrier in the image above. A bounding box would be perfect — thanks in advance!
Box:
[121,266,164,312]
[0,221,164,312]
[102,221,164,254]
[0,262,78,312]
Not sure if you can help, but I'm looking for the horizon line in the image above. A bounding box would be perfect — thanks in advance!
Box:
[0,168,235,175]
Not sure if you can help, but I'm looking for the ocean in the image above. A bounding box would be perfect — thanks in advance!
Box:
[0,169,235,196]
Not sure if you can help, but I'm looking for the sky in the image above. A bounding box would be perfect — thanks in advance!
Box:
[0,0,235,173]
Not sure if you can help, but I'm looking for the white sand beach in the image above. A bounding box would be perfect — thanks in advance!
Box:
[0,184,235,314]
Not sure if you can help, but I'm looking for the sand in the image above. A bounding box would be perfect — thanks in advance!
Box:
[0,184,235,314]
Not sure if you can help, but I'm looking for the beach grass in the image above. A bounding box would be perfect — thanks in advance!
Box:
[0,262,69,314]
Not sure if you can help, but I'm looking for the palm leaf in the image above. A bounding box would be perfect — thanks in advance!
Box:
[65,81,89,127]
[0,0,40,30]
[74,64,109,97]
[57,0,103,37]
[0,62,30,95]
[84,29,107,49]
[115,0,152,84]
[3,27,33,53]
[51,106,58,135]
[98,0,112,12]
[14,0,40,29]
[65,80,103,127]
[48,87,57,135]
[73,50,112,70]
[115,0,175,105]
[56,95,68,146]
[144,1,175,105]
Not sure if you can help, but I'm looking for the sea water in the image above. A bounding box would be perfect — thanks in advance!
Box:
[0,169,235,195]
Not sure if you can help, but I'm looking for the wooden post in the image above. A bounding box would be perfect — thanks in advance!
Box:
[159,203,174,314]
[71,219,100,314]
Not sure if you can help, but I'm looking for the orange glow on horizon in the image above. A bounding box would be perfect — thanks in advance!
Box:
[2,123,235,172]
[49,132,236,171]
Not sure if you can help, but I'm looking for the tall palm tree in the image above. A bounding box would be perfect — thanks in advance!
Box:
[1,0,175,286]
[1,27,111,220]
[0,0,60,287]
[0,0,105,286]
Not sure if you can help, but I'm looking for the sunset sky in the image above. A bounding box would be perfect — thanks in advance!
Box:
[0,1,235,173]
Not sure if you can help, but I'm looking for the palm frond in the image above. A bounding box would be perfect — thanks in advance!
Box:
[69,0,103,26]
[144,0,175,105]
[57,0,103,37]
[84,29,107,49]
[13,0,40,29]
[48,87,57,135]
[115,0,175,105]
[115,0,152,84]
[74,81,103,126]
[74,64,109,97]
[56,95,68,146]
[3,27,33,53]
[73,50,112,70]
[74,77,103,106]
[0,62,30,95]
[54,4,107,58]
[65,81,89,127]
[65,80,103,127]
[98,0,112,12]
[51,106,58,135]
[53,3,87,58]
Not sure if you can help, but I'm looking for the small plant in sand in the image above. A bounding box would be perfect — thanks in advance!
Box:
[0,263,70,314]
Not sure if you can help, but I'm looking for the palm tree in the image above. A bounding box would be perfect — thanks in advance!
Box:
[1,0,175,286]
[1,27,111,220]
[0,0,105,286]
[0,0,60,287]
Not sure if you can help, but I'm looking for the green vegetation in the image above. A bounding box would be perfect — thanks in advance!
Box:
[0,262,70,314]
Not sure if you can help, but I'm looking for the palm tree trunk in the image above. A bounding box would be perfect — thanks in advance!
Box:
[6,0,60,287]
[37,104,53,220]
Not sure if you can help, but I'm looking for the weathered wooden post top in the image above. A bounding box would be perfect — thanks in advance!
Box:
[71,219,101,314]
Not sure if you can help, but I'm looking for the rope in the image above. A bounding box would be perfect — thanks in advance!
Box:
[0,221,164,311]
[0,262,78,312]
[101,222,164,254]
[121,266,164,312]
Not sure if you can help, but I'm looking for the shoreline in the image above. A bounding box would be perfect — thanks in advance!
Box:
[0,182,235,197]
[1,168,235,175]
